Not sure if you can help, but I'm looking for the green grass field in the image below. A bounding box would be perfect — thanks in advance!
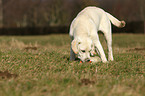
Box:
[0,34,145,96]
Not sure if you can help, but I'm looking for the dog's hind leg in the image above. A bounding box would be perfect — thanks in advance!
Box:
[70,47,76,61]
[103,29,114,61]
[99,18,114,61]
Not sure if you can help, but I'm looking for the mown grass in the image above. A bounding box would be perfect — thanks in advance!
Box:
[0,34,145,96]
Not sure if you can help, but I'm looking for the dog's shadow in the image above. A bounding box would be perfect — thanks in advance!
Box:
[66,57,80,61]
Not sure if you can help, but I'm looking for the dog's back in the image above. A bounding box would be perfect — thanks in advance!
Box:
[69,6,125,37]
[77,6,125,28]
[69,7,102,37]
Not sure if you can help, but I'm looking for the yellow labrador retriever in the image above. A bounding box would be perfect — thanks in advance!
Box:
[69,6,125,63]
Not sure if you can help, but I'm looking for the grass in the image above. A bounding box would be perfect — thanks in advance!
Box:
[0,34,145,96]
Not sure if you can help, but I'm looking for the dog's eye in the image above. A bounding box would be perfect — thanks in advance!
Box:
[81,50,85,53]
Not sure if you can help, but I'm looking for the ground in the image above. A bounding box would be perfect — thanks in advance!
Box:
[0,34,145,96]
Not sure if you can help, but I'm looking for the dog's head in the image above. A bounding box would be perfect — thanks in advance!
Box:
[71,37,95,62]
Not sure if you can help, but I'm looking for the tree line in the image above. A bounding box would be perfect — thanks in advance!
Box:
[0,0,98,28]
[0,0,144,28]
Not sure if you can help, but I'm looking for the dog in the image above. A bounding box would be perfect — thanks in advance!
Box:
[69,6,125,63]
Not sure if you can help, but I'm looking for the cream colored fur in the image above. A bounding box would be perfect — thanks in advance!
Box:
[69,6,125,62]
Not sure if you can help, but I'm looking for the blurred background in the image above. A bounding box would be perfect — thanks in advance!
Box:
[0,0,144,35]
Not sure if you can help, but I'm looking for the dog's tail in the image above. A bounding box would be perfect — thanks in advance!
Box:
[106,12,125,28]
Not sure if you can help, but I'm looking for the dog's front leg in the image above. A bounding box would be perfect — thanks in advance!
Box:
[94,41,107,63]
[70,47,75,61]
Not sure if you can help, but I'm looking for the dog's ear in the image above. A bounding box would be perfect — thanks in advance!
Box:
[71,39,79,54]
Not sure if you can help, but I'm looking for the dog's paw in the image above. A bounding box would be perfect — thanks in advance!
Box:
[90,56,101,63]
